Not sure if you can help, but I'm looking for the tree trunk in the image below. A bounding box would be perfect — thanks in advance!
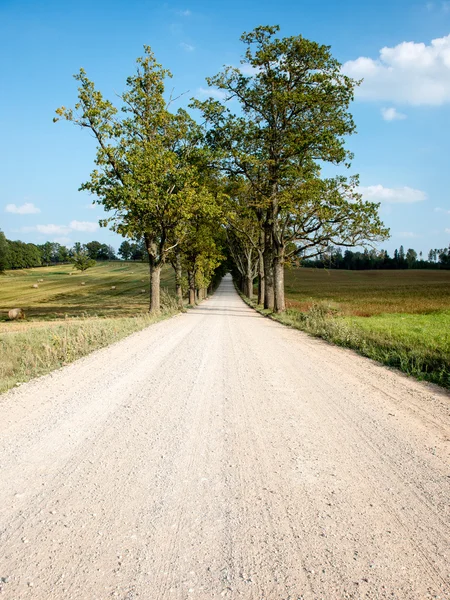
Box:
[245,276,253,299]
[174,252,183,308]
[263,226,274,310]
[149,259,161,314]
[273,255,285,313]
[257,249,264,305]
[188,271,196,305]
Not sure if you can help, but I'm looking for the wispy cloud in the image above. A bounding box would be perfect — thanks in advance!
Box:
[69,220,98,233]
[180,42,195,52]
[5,202,41,215]
[359,185,427,203]
[18,221,98,236]
[397,231,422,238]
[175,9,191,16]
[196,86,228,100]
[381,107,407,121]
[435,207,450,214]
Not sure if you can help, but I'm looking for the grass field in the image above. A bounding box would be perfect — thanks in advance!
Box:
[0,261,175,321]
[0,262,178,393]
[262,269,450,389]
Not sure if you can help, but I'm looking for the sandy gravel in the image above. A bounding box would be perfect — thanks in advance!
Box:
[0,275,449,600]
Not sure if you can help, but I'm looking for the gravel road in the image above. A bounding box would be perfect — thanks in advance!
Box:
[0,275,449,599]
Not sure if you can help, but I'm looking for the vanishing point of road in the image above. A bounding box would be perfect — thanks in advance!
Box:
[0,275,449,599]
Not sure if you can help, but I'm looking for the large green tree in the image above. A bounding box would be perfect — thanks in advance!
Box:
[55,46,214,313]
[196,25,388,312]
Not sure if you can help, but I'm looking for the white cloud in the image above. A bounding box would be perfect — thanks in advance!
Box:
[435,207,450,214]
[239,63,260,76]
[176,9,191,16]
[445,228,450,233]
[69,220,98,233]
[197,86,228,100]
[18,221,98,236]
[381,107,407,121]
[36,224,71,235]
[343,34,450,105]
[359,185,427,204]
[397,231,422,238]
[180,42,194,52]
[53,236,72,245]
[5,202,41,214]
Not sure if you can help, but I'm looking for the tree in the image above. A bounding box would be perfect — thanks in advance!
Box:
[196,25,388,312]
[118,240,133,260]
[55,46,217,313]
[0,230,9,272]
[406,248,417,268]
[85,241,103,260]
[71,251,96,272]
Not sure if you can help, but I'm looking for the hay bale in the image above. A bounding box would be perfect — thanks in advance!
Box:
[8,308,25,321]
[111,286,116,290]
[141,289,146,293]
[81,282,86,286]
[32,284,39,289]
[38,278,44,282]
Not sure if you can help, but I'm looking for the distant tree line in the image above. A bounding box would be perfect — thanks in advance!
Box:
[0,231,121,271]
[301,244,450,270]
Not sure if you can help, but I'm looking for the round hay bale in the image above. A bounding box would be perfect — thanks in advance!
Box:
[32,284,39,289]
[140,289,146,293]
[81,282,86,286]
[111,286,116,290]
[8,308,25,321]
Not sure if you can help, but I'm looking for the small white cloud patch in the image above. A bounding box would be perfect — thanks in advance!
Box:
[196,87,228,101]
[359,185,427,203]
[69,220,98,233]
[381,107,407,121]
[180,42,194,52]
[5,202,41,214]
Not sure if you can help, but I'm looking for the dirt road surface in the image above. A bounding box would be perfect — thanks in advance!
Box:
[0,275,449,599]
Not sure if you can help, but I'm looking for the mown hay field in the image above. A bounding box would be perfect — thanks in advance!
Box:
[0,261,175,322]
[0,262,177,393]
[280,269,450,388]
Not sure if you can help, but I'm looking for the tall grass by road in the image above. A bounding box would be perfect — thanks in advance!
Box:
[0,262,179,393]
[248,269,450,388]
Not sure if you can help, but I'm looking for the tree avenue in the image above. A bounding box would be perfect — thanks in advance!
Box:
[55,26,388,314]
[195,25,388,311]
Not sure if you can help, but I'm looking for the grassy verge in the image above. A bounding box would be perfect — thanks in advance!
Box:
[0,292,179,394]
[238,289,450,389]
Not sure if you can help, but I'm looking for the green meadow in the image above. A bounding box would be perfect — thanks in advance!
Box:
[263,269,450,388]
[0,262,177,393]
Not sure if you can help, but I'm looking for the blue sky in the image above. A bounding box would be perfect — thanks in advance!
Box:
[1,0,449,256]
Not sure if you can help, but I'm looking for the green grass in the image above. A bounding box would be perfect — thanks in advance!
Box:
[284,268,450,316]
[251,269,450,388]
[0,310,178,394]
[0,261,179,393]
[0,261,175,321]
